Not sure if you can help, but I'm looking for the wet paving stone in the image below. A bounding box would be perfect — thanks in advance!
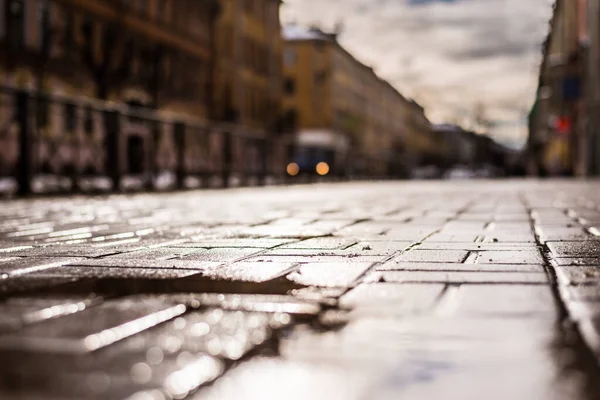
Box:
[476,250,545,264]
[333,222,398,237]
[393,250,470,263]
[483,234,538,243]
[242,254,384,264]
[32,265,204,280]
[0,257,86,276]
[448,284,557,317]
[536,227,596,242]
[579,317,600,357]
[195,357,374,400]
[173,238,298,249]
[564,285,600,301]
[277,238,357,250]
[107,247,205,260]
[423,233,482,243]
[564,301,600,321]
[0,297,188,353]
[414,242,538,251]
[277,316,593,400]
[375,271,549,284]
[547,241,600,258]
[343,241,413,256]
[0,275,82,296]
[377,261,546,272]
[0,294,101,333]
[286,262,374,288]
[556,267,600,285]
[68,258,218,270]
[172,293,322,315]
[379,227,438,241]
[0,352,225,400]
[0,181,600,398]
[197,262,297,283]
[339,283,444,314]
[178,248,265,262]
[5,243,145,258]
[553,258,600,266]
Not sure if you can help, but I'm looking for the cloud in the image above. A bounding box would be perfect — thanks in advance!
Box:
[281,0,554,148]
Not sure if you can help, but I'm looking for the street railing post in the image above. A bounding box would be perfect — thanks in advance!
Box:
[259,138,268,186]
[16,90,32,196]
[104,109,121,191]
[174,121,186,189]
[148,121,160,191]
[222,130,232,188]
[202,128,212,188]
[69,101,82,193]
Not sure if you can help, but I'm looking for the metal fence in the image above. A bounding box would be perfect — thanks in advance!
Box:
[0,85,296,196]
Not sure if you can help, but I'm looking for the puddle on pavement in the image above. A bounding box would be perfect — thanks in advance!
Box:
[21,274,310,298]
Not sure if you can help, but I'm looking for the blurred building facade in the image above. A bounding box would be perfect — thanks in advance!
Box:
[0,0,223,180]
[281,24,434,176]
[431,124,519,177]
[213,0,283,132]
[529,0,600,176]
[586,0,600,175]
[0,0,218,116]
[0,0,288,186]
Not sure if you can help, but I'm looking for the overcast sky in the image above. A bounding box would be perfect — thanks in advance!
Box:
[281,0,555,149]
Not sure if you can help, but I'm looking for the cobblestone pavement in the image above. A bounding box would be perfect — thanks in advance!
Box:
[0,180,600,399]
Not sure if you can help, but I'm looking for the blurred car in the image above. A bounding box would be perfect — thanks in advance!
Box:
[444,166,476,180]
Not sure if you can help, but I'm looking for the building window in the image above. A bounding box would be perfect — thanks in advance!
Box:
[103,24,117,65]
[172,0,181,26]
[0,0,5,39]
[36,96,49,128]
[245,0,254,14]
[8,0,25,48]
[157,0,166,23]
[163,52,173,89]
[315,71,327,85]
[284,78,295,95]
[64,103,76,133]
[38,0,52,56]
[84,106,94,135]
[255,0,264,21]
[81,15,93,58]
[140,0,154,18]
[138,0,147,14]
[284,49,296,66]
[64,10,75,57]
[285,109,297,131]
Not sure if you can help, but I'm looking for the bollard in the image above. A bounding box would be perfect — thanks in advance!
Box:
[222,131,232,188]
[104,110,121,191]
[259,139,269,186]
[16,90,32,196]
[149,121,161,190]
[174,122,186,189]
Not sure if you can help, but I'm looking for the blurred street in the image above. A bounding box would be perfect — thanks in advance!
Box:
[0,180,599,399]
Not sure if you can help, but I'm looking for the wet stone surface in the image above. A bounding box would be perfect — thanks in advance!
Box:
[0,181,600,399]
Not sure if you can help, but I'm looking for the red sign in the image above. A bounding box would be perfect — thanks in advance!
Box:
[555,117,571,134]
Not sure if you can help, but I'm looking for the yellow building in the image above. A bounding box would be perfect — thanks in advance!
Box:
[282,24,432,174]
[213,0,283,132]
